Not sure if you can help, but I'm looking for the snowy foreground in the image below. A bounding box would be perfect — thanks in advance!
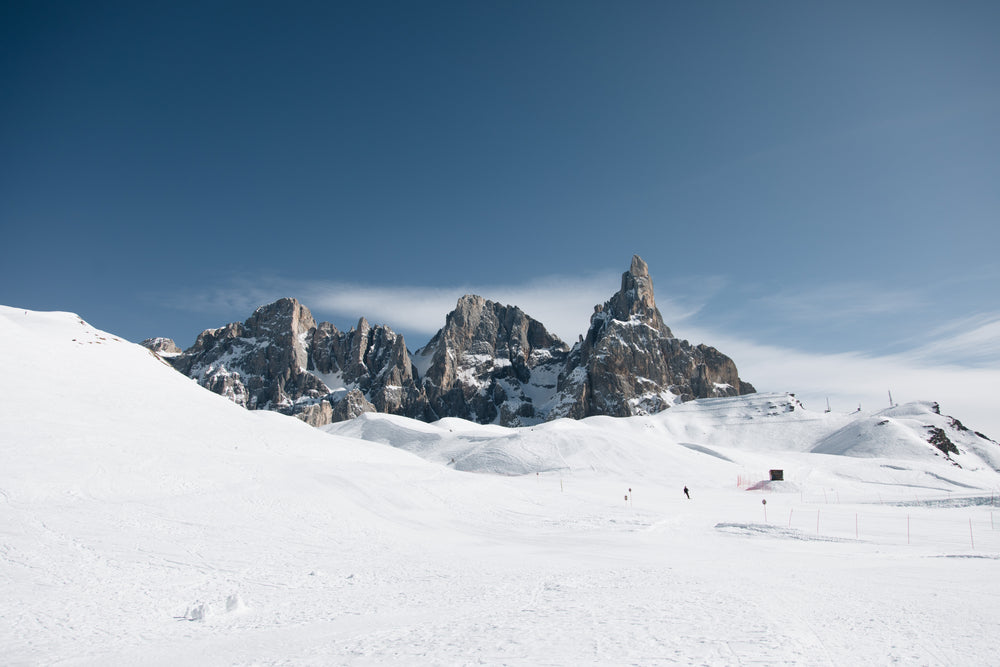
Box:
[3,306,1000,666]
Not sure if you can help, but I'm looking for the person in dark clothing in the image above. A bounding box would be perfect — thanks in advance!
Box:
[683,486,690,499]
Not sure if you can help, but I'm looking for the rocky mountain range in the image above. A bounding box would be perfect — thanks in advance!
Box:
[145,256,755,426]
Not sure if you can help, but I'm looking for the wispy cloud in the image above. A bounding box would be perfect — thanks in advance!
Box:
[745,282,924,323]
[906,314,1000,366]
[679,321,1000,438]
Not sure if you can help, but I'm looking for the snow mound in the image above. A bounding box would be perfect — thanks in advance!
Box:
[812,402,1000,472]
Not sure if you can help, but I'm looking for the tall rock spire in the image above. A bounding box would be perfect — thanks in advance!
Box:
[551,255,754,419]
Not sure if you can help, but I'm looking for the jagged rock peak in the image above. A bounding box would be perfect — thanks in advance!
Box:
[415,294,570,425]
[428,294,568,363]
[596,254,669,337]
[245,297,316,337]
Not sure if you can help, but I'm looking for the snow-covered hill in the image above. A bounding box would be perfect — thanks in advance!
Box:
[326,392,1000,496]
[3,305,1000,665]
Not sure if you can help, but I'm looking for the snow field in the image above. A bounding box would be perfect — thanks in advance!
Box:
[3,306,1000,665]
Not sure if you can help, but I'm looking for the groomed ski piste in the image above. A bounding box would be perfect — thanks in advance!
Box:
[3,305,1000,666]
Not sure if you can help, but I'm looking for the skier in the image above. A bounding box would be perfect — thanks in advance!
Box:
[683,486,690,499]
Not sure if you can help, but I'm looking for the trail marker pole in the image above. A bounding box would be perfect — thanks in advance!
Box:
[762,499,767,523]
[788,508,793,528]
[970,518,975,550]
[816,510,820,534]
[907,515,911,545]
[855,513,859,539]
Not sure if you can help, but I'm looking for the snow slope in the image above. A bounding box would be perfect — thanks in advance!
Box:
[3,305,1000,665]
[326,392,1000,500]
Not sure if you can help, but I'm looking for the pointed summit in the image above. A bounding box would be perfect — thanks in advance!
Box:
[594,254,669,339]
[623,254,655,311]
[551,255,754,419]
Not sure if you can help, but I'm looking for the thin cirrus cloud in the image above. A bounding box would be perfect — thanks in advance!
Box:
[683,317,1000,438]
[907,314,1000,367]
[744,282,925,323]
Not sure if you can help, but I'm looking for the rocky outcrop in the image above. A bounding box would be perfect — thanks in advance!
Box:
[550,255,754,419]
[413,295,570,425]
[140,337,182,355]
[329,388,377,423]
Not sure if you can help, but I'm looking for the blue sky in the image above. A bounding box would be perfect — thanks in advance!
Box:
[2,2,999,432]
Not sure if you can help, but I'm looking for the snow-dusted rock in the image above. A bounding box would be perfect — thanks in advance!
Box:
[329,388,378,422]
[310,318,427,419]
[167,299,425,425]
[414,294,570,426]
[169,298,329,413]
[140,337,181,355]
[550,255,754,419]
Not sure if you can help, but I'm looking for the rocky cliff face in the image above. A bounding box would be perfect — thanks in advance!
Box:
[310,317,429,419]
[168,298,327,412]
[413,295,569,425]
[550,256,754,419]
[150,255,754,426]
[160,298,424,424]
